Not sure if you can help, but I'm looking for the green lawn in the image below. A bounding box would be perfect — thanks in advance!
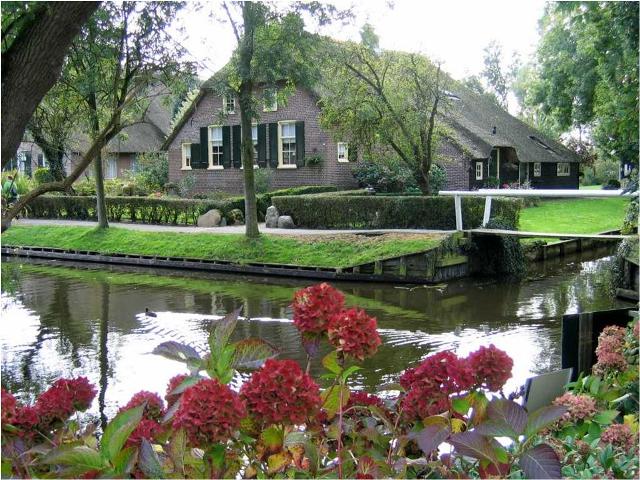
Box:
[1,226,443,268]
[519,197,630,235]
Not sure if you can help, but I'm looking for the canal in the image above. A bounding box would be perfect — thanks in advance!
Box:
[1,248,633,423]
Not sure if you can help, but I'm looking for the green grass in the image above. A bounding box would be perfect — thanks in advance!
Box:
[579,184,604,190]
[519,197,630,243]
[1,226,443,268]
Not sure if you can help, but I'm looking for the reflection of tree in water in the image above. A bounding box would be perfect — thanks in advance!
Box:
[98,282,110,430]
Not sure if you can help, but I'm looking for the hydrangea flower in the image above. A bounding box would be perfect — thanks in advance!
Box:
[36,377,97,429]
[126,418,162,448]
[467,344,513,391]
[241,359,320,426]
[119,391,165,421]
[327,308,381,361]
[552,393,597,425]
[292,283,345,334]
[173,378,245,446]
[600,423,636,451]
[13,406,39,438]
[1,388,17,426]
[594,326,628,375]
[165,374,189,408]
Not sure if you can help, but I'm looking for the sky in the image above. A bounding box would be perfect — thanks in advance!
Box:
[172,0,548,83]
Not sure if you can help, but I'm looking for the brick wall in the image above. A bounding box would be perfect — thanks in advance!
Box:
[438,140,471,190]
[167,87,359,194]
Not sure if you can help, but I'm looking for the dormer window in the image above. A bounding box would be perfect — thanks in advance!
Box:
[529,135,554,152]
[223,94,235,114]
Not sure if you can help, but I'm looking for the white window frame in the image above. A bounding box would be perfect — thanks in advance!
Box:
[106,157,118,179]
[37,153,47,168]
[557,163,570,176]
[263,88,278,112]
[278,121,297,169]
[475,161,483,180]
[337,142,349,163]
[181,143,192,170]
[533,162,541,177]
[240,124,259,169]
[208,125,224,169]
[223,94,235,114]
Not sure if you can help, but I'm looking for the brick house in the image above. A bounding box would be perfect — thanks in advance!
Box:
[163,76,580,194]
[3,140,47,177]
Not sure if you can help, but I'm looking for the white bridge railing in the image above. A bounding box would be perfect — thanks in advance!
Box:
[439,189,638,233]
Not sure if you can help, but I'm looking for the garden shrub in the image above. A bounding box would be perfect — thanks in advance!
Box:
[254,168,273,194]
[33,167,53,185]
[123,152,169,193]
[1,171,34,195]
[603,178,621,190]
[2,283,636,479]
[351,160,447,194]
[271,194,521,229]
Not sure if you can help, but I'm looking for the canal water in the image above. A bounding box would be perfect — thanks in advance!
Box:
[1,249,632,423]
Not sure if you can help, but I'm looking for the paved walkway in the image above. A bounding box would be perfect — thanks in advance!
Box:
[13,218,451,236]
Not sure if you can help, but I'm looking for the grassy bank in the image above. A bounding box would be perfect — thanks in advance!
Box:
[1,225,443,268]
[519,197,630,240]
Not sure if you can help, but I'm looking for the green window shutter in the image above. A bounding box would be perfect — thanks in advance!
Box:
[24,153,32,176]
[222,126,231,168]
[200,127,208,167]
[295,121,305,167]
[232,125,241,168]
[190,143,201,169]
[348,144,358,162]
[257,123,267,167]
[268,122,278,167]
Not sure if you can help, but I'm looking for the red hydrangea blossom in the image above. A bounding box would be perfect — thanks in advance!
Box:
[173,378,245,446]
[399,351,474,420]
[12,406,39,437]
[165,374,189,408]
[600,423,636,451]
[327,308,381,361]
[467,344,513,391]
[346,391,390,419]
[36,377,97,429]
[594,326,627,375]
[126,418,162,448]
[1,388,17,425]
[119,391,165,421]
[241,359,320,425]
[552,393,597,426]
[292,283,345,334]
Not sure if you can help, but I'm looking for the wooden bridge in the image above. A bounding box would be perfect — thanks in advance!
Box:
[439,188,638,240]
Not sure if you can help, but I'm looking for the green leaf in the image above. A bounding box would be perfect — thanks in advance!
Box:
[475,398,528,438]
[408,423,450,455]
[267,452,290,474]
[40,444,107,471]
[525,405,567,437]
[169,428,187,475]
[208,444,226,471]
[210,308,241,356]
[589,376,602,395]
[519,444,562,479]
[341,365,362,382]
[494,445,509,464]
[593,410,619,425]
[261,426,284,450]
[449,431,499,463]
[284,431,307,448]
[100,404,144,463]
[452,397,471,416]
[111,447,137,477]
[168,375,202,396]
[1,459,12,478]
[322,351,342,374]
[152,341,201,373]
[231,338,279,370]
[321,384,350,419]
[138,439,164,479]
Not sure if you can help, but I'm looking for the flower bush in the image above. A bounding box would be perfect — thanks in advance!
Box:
[1,283,637,479]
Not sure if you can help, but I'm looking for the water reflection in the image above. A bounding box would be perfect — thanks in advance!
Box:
[0,249,630,420]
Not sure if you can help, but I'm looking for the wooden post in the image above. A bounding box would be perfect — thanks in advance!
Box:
[482,196,492,227]
[454,195,463,231]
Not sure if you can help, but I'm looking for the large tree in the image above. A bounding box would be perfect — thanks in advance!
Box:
[519,1,639,165]
[320,25,450,194]
[1,1,99,166]
[1,2,193,230]
[219,1,346,238]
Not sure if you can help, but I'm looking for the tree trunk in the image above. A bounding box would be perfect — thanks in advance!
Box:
[416,165,431,195]
[89,93,108,228]
[1,2,99,167]
[238,2,260,239]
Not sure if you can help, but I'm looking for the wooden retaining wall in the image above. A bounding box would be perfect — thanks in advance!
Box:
[524,229,624,262]
[1,236,469,284]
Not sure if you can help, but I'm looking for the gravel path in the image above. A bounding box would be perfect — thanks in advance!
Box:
[13,218,453,236]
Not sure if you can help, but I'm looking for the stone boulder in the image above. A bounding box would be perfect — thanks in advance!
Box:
[277,215,295,229]
[265,205,279,228]
[197,209,222,228]
[228,208,245,225]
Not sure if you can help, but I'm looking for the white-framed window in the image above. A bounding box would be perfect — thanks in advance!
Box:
[37,153,47,168]
[106,157,117,179]
[557,163,570,176]
[475,161,483,180]
[208,126,224,168]
[278,121,297,168]
[533,162,541,177]
[263,88,277,112]
[337,142,349,163]
[223,94,235,114]
[181,143,191,170]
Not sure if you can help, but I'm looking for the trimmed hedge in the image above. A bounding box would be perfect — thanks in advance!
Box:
[23,186,339,226]
[271,194,521,229]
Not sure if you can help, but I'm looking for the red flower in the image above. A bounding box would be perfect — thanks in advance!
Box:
[401,388,451,420]
[165,374,189,408]
[36,377,97,429]
[327,308,381,361]
[601,423,636,451]
[241,359,320,426]
[173,378,245,447]
[12,406,39,437]
[467,344,513,391]
[119,391,165,421]
[126,418,162,448]
[1,388,17,426]
[292,283,345,334]
[347,391,386,410]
